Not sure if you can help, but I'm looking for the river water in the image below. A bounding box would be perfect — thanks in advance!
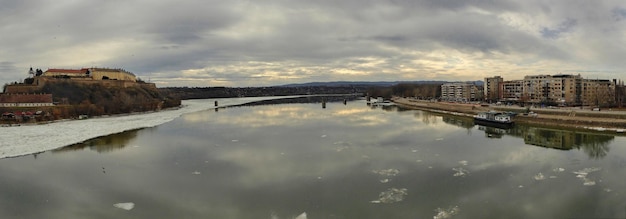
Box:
[1,98,625,218]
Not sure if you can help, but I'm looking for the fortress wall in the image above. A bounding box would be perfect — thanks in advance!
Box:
[4,84,40,94]
[4,76,152,94]
[91,71,137,82]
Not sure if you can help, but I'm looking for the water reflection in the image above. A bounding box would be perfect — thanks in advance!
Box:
[519,126,613,159]
[53,128,144,153]
[431,111,615,159]
[442,115,474,129]
[2,99,626,218]
[477,126,511,139]
[233,95,358,107]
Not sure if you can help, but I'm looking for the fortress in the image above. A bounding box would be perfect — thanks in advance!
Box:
[43,68,137,82]
[3,67,154,94]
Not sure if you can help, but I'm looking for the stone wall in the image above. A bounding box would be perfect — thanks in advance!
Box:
[4,76,153,94]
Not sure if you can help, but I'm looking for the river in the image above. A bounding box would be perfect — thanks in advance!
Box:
[1,98,625,218]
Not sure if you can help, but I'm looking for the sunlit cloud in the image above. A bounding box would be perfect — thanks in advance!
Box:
[3,0,626,87]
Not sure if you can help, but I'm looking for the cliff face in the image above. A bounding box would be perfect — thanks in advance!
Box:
[37,81,180,116]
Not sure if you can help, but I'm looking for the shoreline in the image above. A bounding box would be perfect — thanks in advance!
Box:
[0,95,350,159]
[392,97,626,133]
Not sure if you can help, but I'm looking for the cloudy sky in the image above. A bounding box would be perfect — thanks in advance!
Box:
[2,0,626,87]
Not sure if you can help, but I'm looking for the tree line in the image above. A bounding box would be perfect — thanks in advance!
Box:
[366,83,443,99]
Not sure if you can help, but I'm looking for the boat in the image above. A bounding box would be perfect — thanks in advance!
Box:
[372,100,395,106]
[474,111,514,128]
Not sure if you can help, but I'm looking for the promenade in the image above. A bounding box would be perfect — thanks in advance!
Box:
[392,97,626,132]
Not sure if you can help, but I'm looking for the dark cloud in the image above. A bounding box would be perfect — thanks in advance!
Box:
[2,0,626,87]
[612,7,626,21]
[540,19,577,39]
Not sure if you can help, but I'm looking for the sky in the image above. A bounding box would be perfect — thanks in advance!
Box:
[2,0,626,87]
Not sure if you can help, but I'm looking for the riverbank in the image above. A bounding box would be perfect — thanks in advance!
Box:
[0,96,295,159]
[392,97,626,133]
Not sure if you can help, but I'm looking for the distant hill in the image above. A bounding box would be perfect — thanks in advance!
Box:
[280,80,483,87]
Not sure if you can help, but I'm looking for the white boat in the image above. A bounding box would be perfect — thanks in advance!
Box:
[474,111,514,128]
[372,100,395,106]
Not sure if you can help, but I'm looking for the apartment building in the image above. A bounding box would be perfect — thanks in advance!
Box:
[487,74,616,106]
[441,83,482,102]
[500,80,523,102]
[484,76,503,103]
[522,74,583,105]
[581,79,615,107]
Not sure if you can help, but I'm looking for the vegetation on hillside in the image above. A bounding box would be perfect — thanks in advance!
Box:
[367,83,443,99]
[34,81,180,118]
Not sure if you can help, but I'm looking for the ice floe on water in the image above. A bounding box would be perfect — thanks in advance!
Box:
[270,212,307,219]
[372,169,400,177]
[452,167,469,177]
[573,167,601,186]
[113,202,135,210]
[294,212,307,219]
[573,167,601,177]
[373,169,400,183]
[451,161,470,177]
[433,206,460,219]
[370,188,408,204]
[533,172,545,181]
[0,97,286,159]
[333,141,352,152]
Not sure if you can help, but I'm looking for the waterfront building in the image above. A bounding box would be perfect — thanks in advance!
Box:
[484,76,503,103]
[441,82,481,102]
[522,74,583,106]
[581,79,615,107]
[485,74,618,106]
[500,80,524,102]
[616,80,626,107]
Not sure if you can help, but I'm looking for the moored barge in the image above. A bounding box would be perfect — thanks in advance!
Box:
[474,111,514,128]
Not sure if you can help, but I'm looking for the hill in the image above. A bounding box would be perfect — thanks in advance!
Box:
[1,80,180,122]
[39,81,180,114]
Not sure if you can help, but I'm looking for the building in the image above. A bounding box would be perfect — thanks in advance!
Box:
[484,76,503,103]
[500,80,523,102]
[88,68,137,82]
[43,68,90,78]
[441,82,482,102]
[522,74,583,106]
[485,74,617,107]
[0,93,54,107]
[581,79,615,107]
[43,67,137,82]
[616,80,626,107]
